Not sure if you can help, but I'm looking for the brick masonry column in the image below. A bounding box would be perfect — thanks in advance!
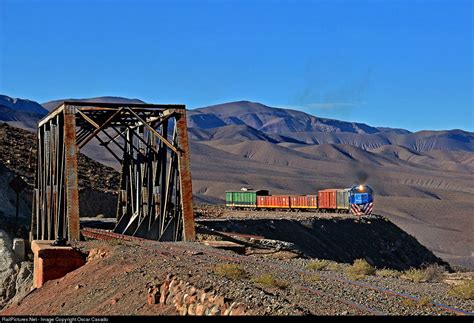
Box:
[31,240,86,288]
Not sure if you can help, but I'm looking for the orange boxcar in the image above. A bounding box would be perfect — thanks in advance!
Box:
[257,195,290,208]
[290,195,307,208]
[318,189,337,209]
[289,195,318,209]
[307,195,318,208]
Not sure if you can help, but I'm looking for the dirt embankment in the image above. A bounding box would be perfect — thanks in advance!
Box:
[196,215,449,271]
[2,238,472,316]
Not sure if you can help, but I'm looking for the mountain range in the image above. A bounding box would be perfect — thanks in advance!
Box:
[0,94,473,269]
[3,95,472,153]
[187,101,474,152]
[0,95,48,130]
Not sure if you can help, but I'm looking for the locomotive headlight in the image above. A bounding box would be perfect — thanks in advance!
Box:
[358,185,364,191]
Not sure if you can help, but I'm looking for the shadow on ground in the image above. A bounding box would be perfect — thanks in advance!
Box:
[197,216,450,271]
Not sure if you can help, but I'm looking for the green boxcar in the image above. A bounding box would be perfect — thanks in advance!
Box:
[336,189,350,210]
[225,191,257,208]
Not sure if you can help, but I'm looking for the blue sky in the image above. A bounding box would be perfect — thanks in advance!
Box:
[0,0,472,131]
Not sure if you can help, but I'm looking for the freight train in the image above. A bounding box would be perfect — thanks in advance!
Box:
[225,185,374,216]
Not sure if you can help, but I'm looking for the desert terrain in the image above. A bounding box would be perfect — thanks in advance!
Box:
[1,224,473,316]
[0,96,473,270]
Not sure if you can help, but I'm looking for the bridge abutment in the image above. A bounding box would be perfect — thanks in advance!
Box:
[31,240,85,288]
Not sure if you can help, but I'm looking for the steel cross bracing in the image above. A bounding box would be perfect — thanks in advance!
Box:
[31,101,196,242]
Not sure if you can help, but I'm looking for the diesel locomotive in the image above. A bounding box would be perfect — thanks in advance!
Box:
[225,185,374,217]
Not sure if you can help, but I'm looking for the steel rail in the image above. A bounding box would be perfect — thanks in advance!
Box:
[80,228,473,316]
[170,241,471,316]
[80,228,385,315]
[160,242,463,316]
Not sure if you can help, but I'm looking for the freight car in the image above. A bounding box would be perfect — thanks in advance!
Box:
[225,185,374,217]
[225,189,269,208]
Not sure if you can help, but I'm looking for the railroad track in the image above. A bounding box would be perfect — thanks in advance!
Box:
[81,228,473,316]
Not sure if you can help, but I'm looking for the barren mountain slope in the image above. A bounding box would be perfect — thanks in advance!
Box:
[189,139,474,269]
[1,96,472,269]
[189,101,474,152]
[188,101,381,134]
[0,95,48,131]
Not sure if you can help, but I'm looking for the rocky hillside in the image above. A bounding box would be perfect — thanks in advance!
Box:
[0,162,34,311]
[0,123,120,193]
[0,123,120,217]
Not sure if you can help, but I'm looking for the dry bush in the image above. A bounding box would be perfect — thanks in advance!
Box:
[402,265,446,283]
[402,268,426,283]
[401,298,417,309]
[422,264,446,282]
[108,238,123,247]
[346,259,376,280]
[403,296,432,309]
[253,274,289,290]
[326,262,346,272]
[376,269,402,278]
[448,280,474,300]
[417,296,432,308]
[214,263,248,280]
[305,274,321,283]
[306,260,329,271]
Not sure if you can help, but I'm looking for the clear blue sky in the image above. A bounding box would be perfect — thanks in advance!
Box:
[0,0,472,132]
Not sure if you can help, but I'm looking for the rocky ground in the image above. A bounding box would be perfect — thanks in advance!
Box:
[1,236,472,316]
[1,206,473,316]
[0,229,33,311]
[0,162,33,311]
[0,122,122,311]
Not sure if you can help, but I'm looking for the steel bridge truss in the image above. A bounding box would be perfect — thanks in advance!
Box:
[31,101,195,242]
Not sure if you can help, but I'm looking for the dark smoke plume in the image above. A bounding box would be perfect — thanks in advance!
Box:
[355,169,369,185]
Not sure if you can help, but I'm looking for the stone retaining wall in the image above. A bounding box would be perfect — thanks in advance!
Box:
[147,274,249,315]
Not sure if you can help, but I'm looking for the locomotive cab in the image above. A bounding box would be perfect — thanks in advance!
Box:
[349,185,374,216]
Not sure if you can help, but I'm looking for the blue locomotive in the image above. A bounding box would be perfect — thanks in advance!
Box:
[349,185,374,216]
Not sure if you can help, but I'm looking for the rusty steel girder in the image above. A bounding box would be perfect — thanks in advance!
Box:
[31,101,196,242]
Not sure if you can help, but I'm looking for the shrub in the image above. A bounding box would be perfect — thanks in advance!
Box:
[402,296,432,309]
[401,265,446,283]
[305,274,321,283]
[214,263,248,280]
[448,280,474,300]
[417,296,432,308]
[306,260,329,271]
[401,298,416,309]
[402,268,426,283]
[108,238,122,246]
[376,269,402,278]
[346,259,376,280]
[422,264,446,282]
[253,274,289,290]
[326,262,346,272]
